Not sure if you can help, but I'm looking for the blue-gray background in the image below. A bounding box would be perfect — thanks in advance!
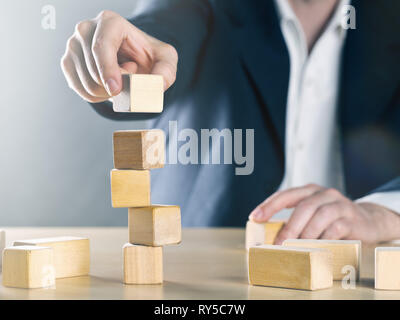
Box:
[0,1,150,226]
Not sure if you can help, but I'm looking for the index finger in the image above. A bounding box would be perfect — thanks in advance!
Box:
[249,184,322,222]
[91,16,125,95]
[91,14,153,96]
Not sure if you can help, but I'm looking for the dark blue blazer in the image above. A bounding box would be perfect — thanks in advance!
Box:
[92,0,400,226]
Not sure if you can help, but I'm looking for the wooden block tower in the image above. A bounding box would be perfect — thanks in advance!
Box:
[111,129,181,284]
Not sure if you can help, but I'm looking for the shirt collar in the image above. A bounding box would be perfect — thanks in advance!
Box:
[274,0,297,23]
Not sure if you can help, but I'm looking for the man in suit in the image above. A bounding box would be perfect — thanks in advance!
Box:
[61,0,400,243]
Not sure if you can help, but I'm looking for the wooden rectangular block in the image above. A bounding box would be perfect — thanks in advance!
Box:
[129,205,181,246]
[110,169,151,208]
[113,130,165,169]
[0,230,5,266]
[283,239,361,280]
[248,245,333,290]
[245,220,285,250]
[123,243,163,284]
[2,246,55,288]
[13,236,90,279]
[375,247,400,290]
[113,74,163,113]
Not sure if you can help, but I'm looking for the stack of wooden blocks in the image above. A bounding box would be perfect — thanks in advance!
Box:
[1,236,90,289]
[246,217,362,290]
[111,73,181,284]
[110,129,181,284]
[246,220,400,291]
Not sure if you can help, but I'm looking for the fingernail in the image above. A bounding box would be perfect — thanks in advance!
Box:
[105,78,119,96]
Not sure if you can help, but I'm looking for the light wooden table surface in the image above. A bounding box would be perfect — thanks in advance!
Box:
[0,227,400,300]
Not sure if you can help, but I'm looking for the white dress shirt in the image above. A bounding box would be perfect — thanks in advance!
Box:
[273,0,400,219]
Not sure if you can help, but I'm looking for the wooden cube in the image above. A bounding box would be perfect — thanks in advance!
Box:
[283,239,361,280]
[14,236,90,279]
[129,205,181,246]
[248,245,333,290]
[123,243,163,284]
[113,130,165,170]
[2,246,55,288]
[0,230,5,266]
[375,247,400,290]
[112,74,163,113]
[110,169,151,208]
[245,220,285,250]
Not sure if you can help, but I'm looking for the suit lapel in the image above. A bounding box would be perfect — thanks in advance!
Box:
[234,0,290,149]
[339,0,400,130]
[339,0,400,196]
